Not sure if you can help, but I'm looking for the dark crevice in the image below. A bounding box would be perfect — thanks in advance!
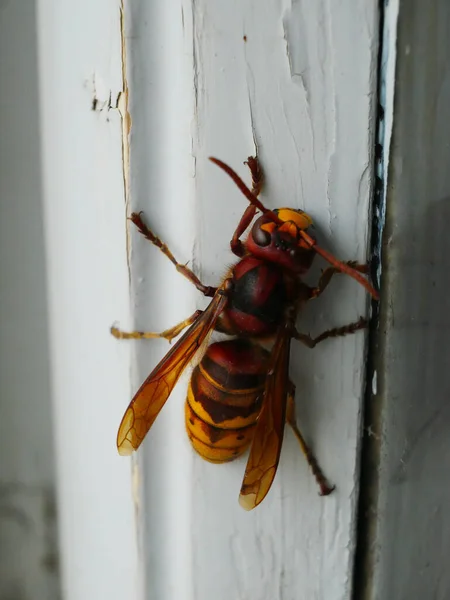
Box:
[352,0,390,598]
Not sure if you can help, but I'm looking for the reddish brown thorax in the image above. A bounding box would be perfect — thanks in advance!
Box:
[217,256,290,337]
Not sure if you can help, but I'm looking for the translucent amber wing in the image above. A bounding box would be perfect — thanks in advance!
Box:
[239,328,291,510]
[117,292,228,455]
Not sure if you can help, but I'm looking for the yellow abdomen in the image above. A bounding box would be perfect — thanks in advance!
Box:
[185,339,269,463]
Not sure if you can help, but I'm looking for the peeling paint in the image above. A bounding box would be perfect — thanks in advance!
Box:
[282,6,317,178]
[190,0,200,176]
[119,0,132,282]
[192,0,200,120]
[243,54,258,155]
[282,9,311,106]
[90,74,115,113]
[324,0,336,238]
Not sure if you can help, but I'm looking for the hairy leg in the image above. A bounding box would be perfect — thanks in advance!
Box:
[130,212,216,297]
[293,317,367,349]
[308,261,369,300]
[111,310,202,343]
[286,383,335,496]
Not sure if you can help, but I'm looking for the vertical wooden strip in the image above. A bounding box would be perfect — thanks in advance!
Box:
[36,0,140,597]
[126,1,379,598]
[190,3,378,599]
[0,3,60,598]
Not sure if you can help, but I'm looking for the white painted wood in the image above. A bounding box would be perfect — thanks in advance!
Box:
[0,2,59,598]
[122,1,379,599]
[36,1,139,599]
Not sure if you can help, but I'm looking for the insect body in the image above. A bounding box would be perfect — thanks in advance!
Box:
[185,339,268,463]
[112,157,378,510]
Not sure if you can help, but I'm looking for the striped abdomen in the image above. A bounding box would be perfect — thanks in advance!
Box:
[185,339,269,463]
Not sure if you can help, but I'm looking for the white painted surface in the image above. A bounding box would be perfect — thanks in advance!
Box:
[0,2,59,598]
[36,1,139,599]
[123,1,379,599]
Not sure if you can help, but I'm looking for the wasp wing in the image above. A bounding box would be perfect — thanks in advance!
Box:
[238,325,291,510]
[117,290,228,455]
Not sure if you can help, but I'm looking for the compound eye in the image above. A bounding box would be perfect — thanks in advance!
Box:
[251,221,271,247]
[252,223,272,246]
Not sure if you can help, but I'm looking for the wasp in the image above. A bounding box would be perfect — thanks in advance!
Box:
[112,157,378,510]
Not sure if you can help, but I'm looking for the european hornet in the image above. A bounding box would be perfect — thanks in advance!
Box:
[112,157,378,510]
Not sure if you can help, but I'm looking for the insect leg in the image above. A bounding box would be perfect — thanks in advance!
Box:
[230,206,257,257]
[130,212,216,297]
[111,310,203,343]
[293,317,367,348]
[309,261,369,299]
[286,382,335,496]
[230,156,263,257]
